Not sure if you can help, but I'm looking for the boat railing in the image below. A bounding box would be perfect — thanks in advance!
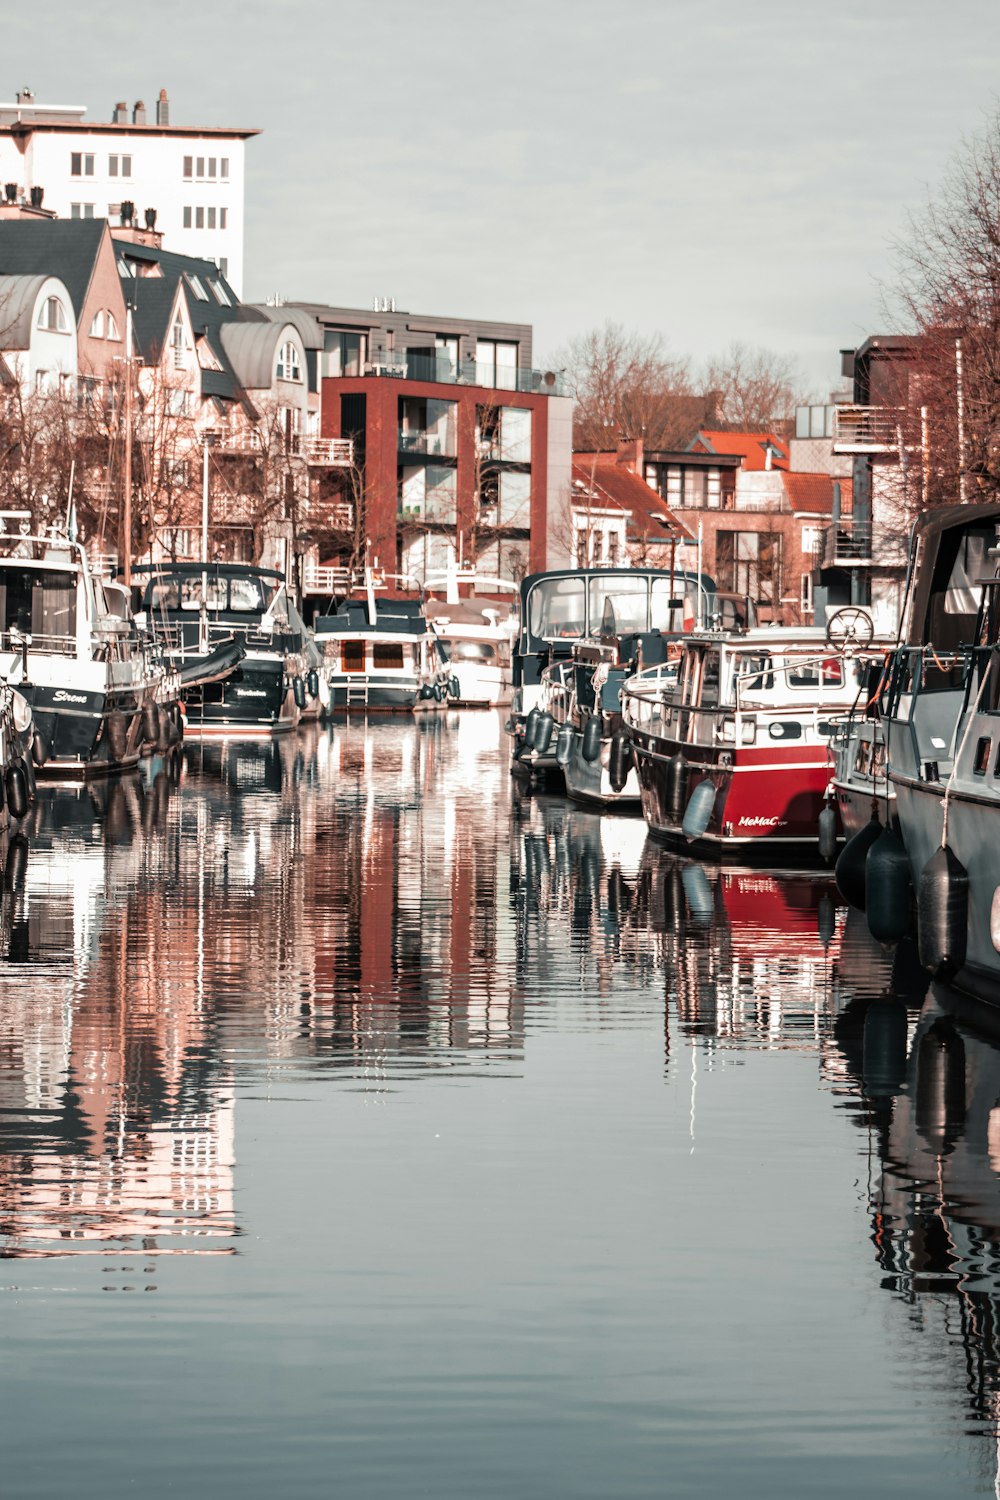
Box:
[0,627,77,657]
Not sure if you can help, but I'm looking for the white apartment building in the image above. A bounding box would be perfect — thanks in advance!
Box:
[0,88,256,294]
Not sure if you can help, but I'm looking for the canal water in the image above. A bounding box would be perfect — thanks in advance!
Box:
[2,711,999,1497]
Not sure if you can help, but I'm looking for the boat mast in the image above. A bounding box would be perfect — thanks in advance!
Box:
[122,302,134,588]
[200,437,210,654]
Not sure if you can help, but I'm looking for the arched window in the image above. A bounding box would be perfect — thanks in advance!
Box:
[105,311,120,341]
[38,296,70,333]
[89,310,105,338]
[276,340,301,382]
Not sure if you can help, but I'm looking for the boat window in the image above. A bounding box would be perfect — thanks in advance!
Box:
[229,576,266,613]
[974,736,991,776]
[373,642,404,669]
[924,524,994,652]
[0,569,77,644]
[342,640,365,673]
[149,580,181,611]
[450,641,496,661]
[527,577,586,641]
[700,651,721,708]
[735,652,774,692]
[787,659,821,688]
[589,575,649,636]
[769,720,803,740]
[822,658,843,686]
[650,579,685,633]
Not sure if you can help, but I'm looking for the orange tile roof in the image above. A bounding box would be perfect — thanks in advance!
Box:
[688,429,789,470]
[781,472,853,515]
[571,458,694,542]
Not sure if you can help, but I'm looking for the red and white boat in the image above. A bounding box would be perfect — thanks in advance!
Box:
[622,625,874,860]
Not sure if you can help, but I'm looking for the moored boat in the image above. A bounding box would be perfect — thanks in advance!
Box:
[315,580,452,713]
[623,625,876,860]
[133,561,302,737]
[0,528,157,777]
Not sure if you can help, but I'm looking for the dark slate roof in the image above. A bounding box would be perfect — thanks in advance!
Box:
[0,217,106,323]
[128,275,179,365]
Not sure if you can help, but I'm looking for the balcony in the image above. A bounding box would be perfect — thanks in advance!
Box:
[820,520,872,566]
[398,428,453,457]
[292,435,354,467]
[302,560,354,596]
[336,350,566,396]
[833,406,911,453]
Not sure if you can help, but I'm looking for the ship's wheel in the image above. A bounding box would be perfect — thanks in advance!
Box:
[825,605,875,646]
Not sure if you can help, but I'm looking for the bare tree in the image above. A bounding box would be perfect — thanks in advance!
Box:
[700,342,811,432]
[554,321,702,450]
[890,108,1000,504]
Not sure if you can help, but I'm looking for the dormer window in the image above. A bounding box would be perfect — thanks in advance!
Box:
[209,279,231,307]
[38,297,70,333]
[185,274,209,302]
[89,310,105,338]
[277,340,301,381]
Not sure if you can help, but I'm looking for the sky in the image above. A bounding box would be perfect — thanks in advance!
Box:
[5,0,1000,394]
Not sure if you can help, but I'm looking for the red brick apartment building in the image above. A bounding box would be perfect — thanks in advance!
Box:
[291,300,574,590]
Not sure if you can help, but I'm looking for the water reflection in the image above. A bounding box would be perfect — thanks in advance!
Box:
[8,714,1000,1496]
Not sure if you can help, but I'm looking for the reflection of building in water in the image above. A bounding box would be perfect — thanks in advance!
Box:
[300,715,522,1062]
[0,771,237,1257]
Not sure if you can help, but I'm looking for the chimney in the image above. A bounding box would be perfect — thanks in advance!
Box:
[133,100,146,125]
[4,183,17,203]
[29,185,43,209]
[616,436,643,472]
[144,207,157,230]
[113,100,128,124]
[156,88,170,126]
[16,87,34,106]
[120,199,135,226]
[765,444,773,472]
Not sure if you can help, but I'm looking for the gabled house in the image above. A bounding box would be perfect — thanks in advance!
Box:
[571,448,691,568]
[0,272,77,393]
[0,217,127,380]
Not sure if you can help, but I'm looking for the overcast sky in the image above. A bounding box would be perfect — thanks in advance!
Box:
[6,0,1000,393]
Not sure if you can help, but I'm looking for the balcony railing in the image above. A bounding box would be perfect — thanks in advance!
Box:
[398,429,454,457]
[821,521,872,565]
[336,351,566,396]
[203,429,353,466]
[291,435,354,466]
[833,406,912,453]
[302,561,354,595]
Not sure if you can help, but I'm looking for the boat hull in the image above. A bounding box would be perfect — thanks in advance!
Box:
[181,656,293,736]
[630,729,835,861]
[20,681,145,778]
[562,732,641,808]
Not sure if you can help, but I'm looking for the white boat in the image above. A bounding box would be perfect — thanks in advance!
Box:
[315,574,451,712]
[425,598,514,707]
[0,527,157,776]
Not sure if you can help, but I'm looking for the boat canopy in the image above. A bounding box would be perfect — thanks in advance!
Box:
[900,502,1000,648]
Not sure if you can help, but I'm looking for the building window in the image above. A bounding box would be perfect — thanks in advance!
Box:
[207,207,216,230]
[801,571,814,616]
[35,370,51,394]
[185,274,209,302]
[208,157,216,178]
[196,156,205,177]
[170,317,185,351]
[801,524,823,556]
[220,207,228,229]
[324,330,367,377]
[716,530,783,607]
[475,338,518,390]
[109,154,132,178]
[183,155,193,179]
[681,468,707,507]
[218,257,228,278]
[106,311,120,341]
[210,280,231,307]
[70,152,94,177]
[183,206,192,228]
[221,157,229,179]
[166,387,191,417]
[89,310,105,338]
[195,206,204,229]
[277,341,302,381]
[71,202,95,219]
[576,531,588,568]
[608,531,620,565]
[37,296,70,333]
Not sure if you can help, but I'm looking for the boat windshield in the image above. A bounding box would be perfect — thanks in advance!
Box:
[527,577,587,640]
[0,567,77,645]
[147,573,270,615]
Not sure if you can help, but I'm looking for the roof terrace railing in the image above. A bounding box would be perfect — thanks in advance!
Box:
[345,350,566,396]
[833,406,913,453]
